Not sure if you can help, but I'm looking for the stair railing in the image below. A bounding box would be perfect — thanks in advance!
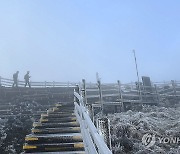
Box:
[74,91,112,154]
[0,77,76,88]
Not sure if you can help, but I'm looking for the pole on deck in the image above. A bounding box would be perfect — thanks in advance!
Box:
[117,80,124,112]
[82,79,87,106]
[133,50,142,102]
[154,84,160,103]
[96,73,103,114]
[74,84,80,105]
[171,80,177,96]
[171,80,177,103]
[97,118,112,150]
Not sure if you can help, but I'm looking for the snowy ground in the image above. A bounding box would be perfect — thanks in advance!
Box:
[108,103,180,154]
[0,100,46,154]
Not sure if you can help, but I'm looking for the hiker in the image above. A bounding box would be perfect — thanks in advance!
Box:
[12,71,19,87]
[24,71,31,88]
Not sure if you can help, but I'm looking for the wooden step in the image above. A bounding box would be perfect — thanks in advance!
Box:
[41,113,75,118]
[25,134,83,144]
[23,142,84,153]
[47,110,74,114]
[32,127,81,134]
[55,102,74,107]
[33,122,80,128]
[52,107,74,112]
[32,151,85,154]
[39,117,77,123]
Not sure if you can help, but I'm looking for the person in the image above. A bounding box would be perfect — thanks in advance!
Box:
[12,71,19,87]
[24,71,31,88]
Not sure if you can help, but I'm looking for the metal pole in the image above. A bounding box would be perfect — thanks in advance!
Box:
[133,50,142,101]
[171,80,176,96]
[96,73,103,114]
[74,84,80,105]
[82,79,87,106]
[154,84,160,103]
[117,80,124,112]
[97,80,103,113]
[171,80,177,103]
[142,83,147,102]
[117,80,122,101]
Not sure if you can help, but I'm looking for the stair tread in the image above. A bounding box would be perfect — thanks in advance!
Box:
[32,128,81,134]
[32,127,80,130]
[23,142,84,152]
[34,122,79,126]
[33,151,85,154]
[25,142,84,146]
[33,124,80,128]
[40,115,76,118]
[34,121,78,125]
[27,133,82,137]
[25,136,83,144]
[41,114,75,118]
[48,111,74,114]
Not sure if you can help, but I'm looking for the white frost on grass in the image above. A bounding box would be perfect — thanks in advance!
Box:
[108,104,180,154]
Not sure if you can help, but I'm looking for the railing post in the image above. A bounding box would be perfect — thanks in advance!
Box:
[45,81,46,88]
[142,82,147,102]
[87,104,94,121]
[53,81,55,87]
[0,76,1,87]
[82,79,87,106]
[171,80,176,96]
[97,76,103,114]
[171,80,177,103]
[74,85,80,104]
[117,80,124,112]
[97,118,112,150]
[154,84,160,103]
[117,80,122,101]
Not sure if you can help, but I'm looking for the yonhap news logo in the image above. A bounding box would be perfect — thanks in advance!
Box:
[142,133,180,148]
[142,133,156,148]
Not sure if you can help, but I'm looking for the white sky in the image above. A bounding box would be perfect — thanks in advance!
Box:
[0,0,180,83]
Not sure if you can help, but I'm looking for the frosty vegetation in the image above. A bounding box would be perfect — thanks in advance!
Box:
[0,100,45,154]
[107,100,180,154]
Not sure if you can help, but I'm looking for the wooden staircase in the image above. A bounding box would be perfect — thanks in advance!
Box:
[23,102,85,154]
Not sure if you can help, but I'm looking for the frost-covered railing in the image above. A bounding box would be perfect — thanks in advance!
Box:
[74,91,112,154]
[85,80,180,101]
[0,77,76,88]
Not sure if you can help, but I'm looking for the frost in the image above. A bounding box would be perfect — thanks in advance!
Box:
[107,104,180,154]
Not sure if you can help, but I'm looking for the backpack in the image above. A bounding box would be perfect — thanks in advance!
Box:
[24,74,29,80]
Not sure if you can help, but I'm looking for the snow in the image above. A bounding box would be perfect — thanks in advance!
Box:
[107,104,180,154]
